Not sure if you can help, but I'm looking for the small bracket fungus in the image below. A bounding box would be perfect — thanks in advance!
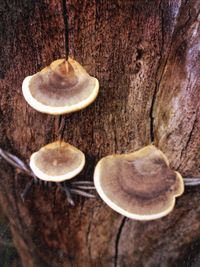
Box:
[0,145,95,205]
[30,141,85,182]
[22,58,99,115]
[94,145,184,221]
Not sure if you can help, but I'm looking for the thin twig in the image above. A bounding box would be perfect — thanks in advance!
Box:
[70,188,96,198]
[21,179,34,202]
[71,185,95,190]
[0,149,26,172]
[64,183,75,206]
[183,177,200,186]
[58,116,67,142]
[58,183,75,206]
[0,149,33,176]
[6,152,29,171]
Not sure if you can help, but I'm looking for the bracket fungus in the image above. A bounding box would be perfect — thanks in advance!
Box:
[0,146,95,205]
[30,141,85,182]
[22,58,99,115]
[94,145,184,221]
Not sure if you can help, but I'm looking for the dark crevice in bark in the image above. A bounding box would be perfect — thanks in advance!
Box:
[150,56,170,142]
[58,115,67,141]
[149,86,157,143]
[150,1,164,143]
[114,217,126,267]
[150,0,179,144]
[59,0,69,141]
[184,115,197,152]
[62,0,69,59]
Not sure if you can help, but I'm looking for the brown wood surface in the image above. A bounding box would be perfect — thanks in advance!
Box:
[0,1,200,267]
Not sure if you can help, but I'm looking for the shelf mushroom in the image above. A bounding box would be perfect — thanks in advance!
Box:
[22,58,99,115]
[0,144,95,205]
[30,141,85,182]
[20,58,99,203]
[94,145,184,221]
[26,140,94,205]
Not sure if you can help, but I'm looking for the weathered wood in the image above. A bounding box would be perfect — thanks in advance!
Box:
[0,1,200,267]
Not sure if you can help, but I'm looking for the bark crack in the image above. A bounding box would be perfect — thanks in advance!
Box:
[179,112,197,167]
[150,0,180,143]
[184,115,197,151]
[150,85,158,143]
[150,1,196,144]
[150,1,164,143]
[58,1,70,140]
[58,115,67,141]
[114,217,126,267]
[62,0,69,59]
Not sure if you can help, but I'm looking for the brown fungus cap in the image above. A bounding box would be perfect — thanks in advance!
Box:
[94,145,184,221]
[30,141,85,182]
[22,58,99,115]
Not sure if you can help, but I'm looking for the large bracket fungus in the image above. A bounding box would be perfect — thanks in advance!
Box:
[94,145,184,221]
[22,58,99,115]
[30,141,85,182]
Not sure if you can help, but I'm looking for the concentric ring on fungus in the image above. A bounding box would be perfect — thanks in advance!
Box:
[22,58,99,115]
[94,145,184,221]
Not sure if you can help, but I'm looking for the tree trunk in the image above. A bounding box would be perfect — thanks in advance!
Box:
[0,1,200,267]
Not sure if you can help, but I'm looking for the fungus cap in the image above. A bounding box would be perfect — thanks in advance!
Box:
[94,145,184,221]
[22,58,99,115]
[30,141,85,182]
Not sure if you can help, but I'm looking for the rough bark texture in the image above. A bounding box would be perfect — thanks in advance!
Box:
[0,0,200,267]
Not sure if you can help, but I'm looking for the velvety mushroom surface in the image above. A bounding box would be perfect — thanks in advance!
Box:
[30,141,85,182]
[94,145,184,221]
[22,58,99,114]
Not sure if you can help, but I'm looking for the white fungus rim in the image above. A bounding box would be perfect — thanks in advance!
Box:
[93,156,184,221]
[22,75,99,115]
[30,150,85,182]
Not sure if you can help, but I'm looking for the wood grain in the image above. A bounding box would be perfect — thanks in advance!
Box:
[0,1,199,266]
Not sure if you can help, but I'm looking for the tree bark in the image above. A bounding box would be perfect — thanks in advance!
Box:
[0,1,200,267]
